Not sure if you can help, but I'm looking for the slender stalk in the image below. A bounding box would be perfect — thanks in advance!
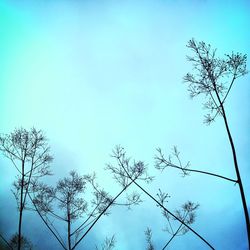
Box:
[116,157,214,249]
[18,160,25,250]
[47,210,67,222]
[211,79,250,249]
[22,155,36,210]
[166,162,237,183]
[132,180,215,250]
[162,223,182,250]
[67,197,72,250]
[220,100,250,248]
[193,49,250,248]
[68,218,72,250]
[162,210,189,249]
[71,204,100,236]
[211,76,236,120]
[186,40,249,248]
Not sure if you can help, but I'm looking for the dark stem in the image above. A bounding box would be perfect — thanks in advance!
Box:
[166,162,237,183]
[22,153,36,210]
[71,204,100,236]
[116,157,214,249]
[212,76,236,120]
[68,219,72,250]
[72,181,134,250]
[212,79,250,249]
[162,210,189,249]
[162,223,182,250]
[221,103,250,248]
[18,160,25,250]
[132,180,215,250]
[67,198,72,250]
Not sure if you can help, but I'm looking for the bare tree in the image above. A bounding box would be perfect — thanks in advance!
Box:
[0,128,53,250]
[155,39,249,248]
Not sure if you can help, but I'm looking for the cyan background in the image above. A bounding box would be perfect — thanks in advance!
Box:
[0,0,250,249]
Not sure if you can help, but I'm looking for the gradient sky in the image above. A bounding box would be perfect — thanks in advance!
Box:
[0,0,250,249]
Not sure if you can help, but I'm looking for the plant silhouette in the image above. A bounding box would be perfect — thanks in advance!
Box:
[29,169,143,250]
[107,145,214,249]
[0,39,248,249]
[0,128,52,250]
[155,39,249,249]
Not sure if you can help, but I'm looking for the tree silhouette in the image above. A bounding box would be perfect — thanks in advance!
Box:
[0,128,52,250]
[155,39,249,249]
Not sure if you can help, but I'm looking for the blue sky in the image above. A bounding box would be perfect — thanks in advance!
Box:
[0,0,250,249]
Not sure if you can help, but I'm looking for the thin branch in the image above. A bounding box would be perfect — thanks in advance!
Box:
[72,217,97,237]
[209,75,236,121]
[162,224,182,250]
[208,91,223,116]
[117,155,214,249]
[155,149,237,183]
[185,39,250,248]
[10,158,22,174]
[49,218,66,247]
[162,210,189,249]
[212,76,250,247]
[27,192,67,250]
[47,211,67,222]
[169,162,236,183]
[22,158,35,211]
[72,180,134,250]
[133,181,214,249]
[71,204,100,236]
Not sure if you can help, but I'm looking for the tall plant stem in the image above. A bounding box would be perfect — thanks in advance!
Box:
[211,77,250,249]
[18,161,25,250]
[67,219,72,250]
[220,103,250,249]
[67,199,72,250]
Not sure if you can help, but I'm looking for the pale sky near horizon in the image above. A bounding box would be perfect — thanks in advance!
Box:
[0,0,250,249]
